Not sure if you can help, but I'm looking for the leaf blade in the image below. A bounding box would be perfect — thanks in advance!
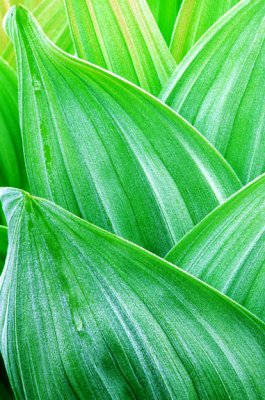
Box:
[5,5,242,256]
[166,173,265,321]
[64,0,176,94]
[170,0,240,63]
[161,0,265,183]
[1,187,265,399]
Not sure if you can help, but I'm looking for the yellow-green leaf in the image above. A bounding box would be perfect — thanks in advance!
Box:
[64,0,176,95]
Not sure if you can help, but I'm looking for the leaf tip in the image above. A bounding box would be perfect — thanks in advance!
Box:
[0,188,31,225]
[3,4,30,41]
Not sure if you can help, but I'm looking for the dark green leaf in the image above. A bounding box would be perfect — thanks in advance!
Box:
[64,0,176,95]
[1,187,265,399]
[0,226,7,274]
[166,174,265,321]
[4,5,241,256]
[147,0,183,45]
[161,0,265,183]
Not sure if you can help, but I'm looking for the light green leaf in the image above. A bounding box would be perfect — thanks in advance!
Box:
[170,0,239,63]
[161,0,265,184]
[146,0,183,45]
[1,187,265,399]
[1,0,73,68]
[166,174,265,321]
[0,226,7,274]
[0,1,10,51]
[0,58,27,193]
[64,0,176,95]
[6,5,241,256]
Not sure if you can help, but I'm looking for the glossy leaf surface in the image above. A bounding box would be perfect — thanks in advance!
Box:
[166,174,265,321]
[147,0,182,45]
[161,0,265,183]
[1,188,265,399]
[170,0,239,63]
[5,6,241,256]
[64,0,176,95]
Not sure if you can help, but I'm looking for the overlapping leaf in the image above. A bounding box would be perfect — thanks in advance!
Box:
[5,5,242,256]
[0,226,7,274]
[170,0,239,63]
[166,174,265,321]
[161,0,265,183]
[146,0,182,45]
[1,0,73,68]
[0,57,27,224]
[1,187,265,399]
[64,0,176,95]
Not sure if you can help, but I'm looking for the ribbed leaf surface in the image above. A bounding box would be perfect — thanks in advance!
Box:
[170,0,239,62]
[161,0,265,183]
[1,188,265,399]
[166,174,265,321]
[65,0,176,95]
[5,5,241,256]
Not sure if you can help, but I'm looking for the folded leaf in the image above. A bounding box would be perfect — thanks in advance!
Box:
[2,0,73,68]
[161,0,265,183]
[146,0,183,45]
[0,58,27,222]
[64,0,176,94]
[166,174,265,321]
[0,226,7,274]
[170,0,239,63]
[1,187,265,399]
[5,6,242,256]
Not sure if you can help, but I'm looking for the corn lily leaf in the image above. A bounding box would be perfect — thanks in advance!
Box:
[170,0,239,63]
[0,58,27,221]
[1,187,265,399]
[0,226,7,274]
[6,6,241,257]
[0,1,10,52]
[161,0,265,184]
[146,0,183,45]
[64,0,176,95]
[1,0,73,68]
[166,174,265,321]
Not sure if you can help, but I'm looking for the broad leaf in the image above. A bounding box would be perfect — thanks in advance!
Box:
[146,0,182,45]
[166,174,265,321]
[64,0,176,94]
[161,0,265,183]
[0,58,27,218]
[1,188,265,399]
[5,6,241,257]
[0,226,7,274]
[170,0,239,63]
[1,0,73,68]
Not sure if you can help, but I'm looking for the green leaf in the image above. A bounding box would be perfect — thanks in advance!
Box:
[146,0,183,45]
[0,58,27,191]
[1,0,73,68]
[1,187,265,399]
[0,354,14,400]
[170,0,239,63]
[0,1,10,52]
[0,226,7,274]
[166,173,265,321]
[64,0,176,95]
[5,6,241,257]
[161,0,265,184]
